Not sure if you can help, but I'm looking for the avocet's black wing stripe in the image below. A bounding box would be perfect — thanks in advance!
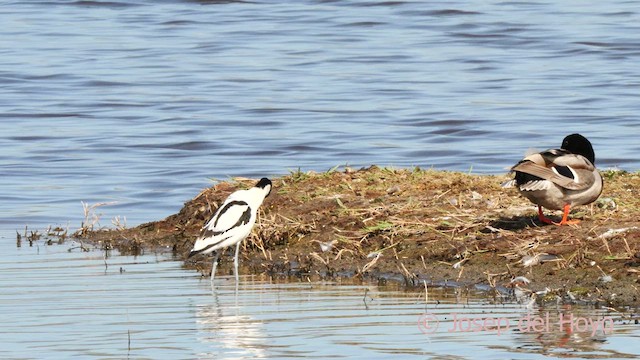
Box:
[203,200,249,233]
[202,206,252,239]
[194,235,233,255]
[213,200,249,228]
[231,206,252,228]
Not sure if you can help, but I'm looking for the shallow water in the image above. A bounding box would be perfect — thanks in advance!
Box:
[3,1,640,358]
[2,231,639,360]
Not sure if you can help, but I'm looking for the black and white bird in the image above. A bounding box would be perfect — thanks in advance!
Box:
[188,177,272,286]
[504,134,603,225]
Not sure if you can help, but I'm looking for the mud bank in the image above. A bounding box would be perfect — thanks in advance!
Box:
[82,166,640,307]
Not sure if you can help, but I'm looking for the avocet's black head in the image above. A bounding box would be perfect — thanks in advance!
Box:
[255,177,272,196]
[561,133,595,164]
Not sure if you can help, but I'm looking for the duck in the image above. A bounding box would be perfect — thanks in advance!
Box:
[189,177,272,288]
[504,133,603,225]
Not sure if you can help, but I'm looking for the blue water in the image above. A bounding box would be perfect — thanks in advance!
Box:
[2,0,640,226]
[2,1,640,358]
[2,233,639,359]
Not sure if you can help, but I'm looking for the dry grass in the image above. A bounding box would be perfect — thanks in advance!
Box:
[75,201,118,237]
[82,166,640,306]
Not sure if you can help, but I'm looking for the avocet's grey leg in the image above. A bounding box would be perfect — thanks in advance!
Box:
[233,241,241,289]
[233,241,241,283]
[210,252,220,288]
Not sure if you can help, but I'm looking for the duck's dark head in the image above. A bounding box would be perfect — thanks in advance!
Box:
[561,133,595,164]
[255,177,272,197]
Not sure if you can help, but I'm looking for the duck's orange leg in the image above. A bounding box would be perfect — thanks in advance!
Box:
[537,206,555,225]
[555,204,581,226]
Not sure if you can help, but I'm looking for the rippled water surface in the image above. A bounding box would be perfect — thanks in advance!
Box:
[2,232,639,360]
[3,0,640,225]
[3,1,640,358]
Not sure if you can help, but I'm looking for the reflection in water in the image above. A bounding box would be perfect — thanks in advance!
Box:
[0,235,638,359]
[189,278,640,359]
[426,290,638,359]
[195,290,267,359]
[506,306,633,359]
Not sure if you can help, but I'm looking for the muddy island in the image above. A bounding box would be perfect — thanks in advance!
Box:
[80,166,640,306]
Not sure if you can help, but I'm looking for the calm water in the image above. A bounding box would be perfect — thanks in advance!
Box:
[2,0,640,358]
[2,0,640,225]
[2,231,639,359]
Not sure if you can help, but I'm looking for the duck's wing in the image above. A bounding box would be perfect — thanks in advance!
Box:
[512,150,596,191]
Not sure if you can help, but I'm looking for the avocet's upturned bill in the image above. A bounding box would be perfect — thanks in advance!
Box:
[188,177,272,287]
